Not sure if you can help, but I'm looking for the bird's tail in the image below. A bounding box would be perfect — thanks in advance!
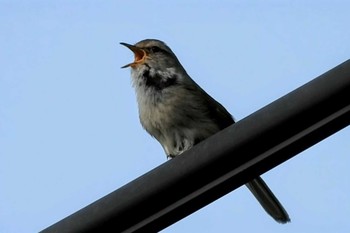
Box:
[246,176,290,223]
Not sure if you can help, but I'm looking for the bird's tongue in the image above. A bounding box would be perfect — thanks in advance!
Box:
[134,49,145,61]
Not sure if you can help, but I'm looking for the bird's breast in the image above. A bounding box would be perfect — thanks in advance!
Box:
[137,88,177,132]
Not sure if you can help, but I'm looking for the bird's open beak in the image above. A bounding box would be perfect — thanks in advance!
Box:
[120,42,147,68]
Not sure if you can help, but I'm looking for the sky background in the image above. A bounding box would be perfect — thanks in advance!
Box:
[1,1,350,232]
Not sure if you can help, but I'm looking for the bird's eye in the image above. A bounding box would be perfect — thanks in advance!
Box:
[150,46,162,53]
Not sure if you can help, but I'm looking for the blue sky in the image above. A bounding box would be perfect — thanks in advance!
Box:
[1,1,350,232]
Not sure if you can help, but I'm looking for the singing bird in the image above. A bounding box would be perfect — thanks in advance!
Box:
[121,39,290,223]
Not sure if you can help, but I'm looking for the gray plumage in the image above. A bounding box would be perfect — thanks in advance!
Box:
[121,39,290,223]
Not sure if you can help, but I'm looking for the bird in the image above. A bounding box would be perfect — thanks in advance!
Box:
[120,39,290,223]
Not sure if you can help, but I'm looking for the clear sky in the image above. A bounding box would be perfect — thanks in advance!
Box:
[1,1,350,233]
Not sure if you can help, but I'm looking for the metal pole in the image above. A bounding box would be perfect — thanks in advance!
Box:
[41,60,350,233]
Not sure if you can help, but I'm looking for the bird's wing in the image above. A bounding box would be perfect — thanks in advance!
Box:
[196,83,235,130]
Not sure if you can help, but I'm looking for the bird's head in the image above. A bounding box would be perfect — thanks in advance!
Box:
[120,39,182,72]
